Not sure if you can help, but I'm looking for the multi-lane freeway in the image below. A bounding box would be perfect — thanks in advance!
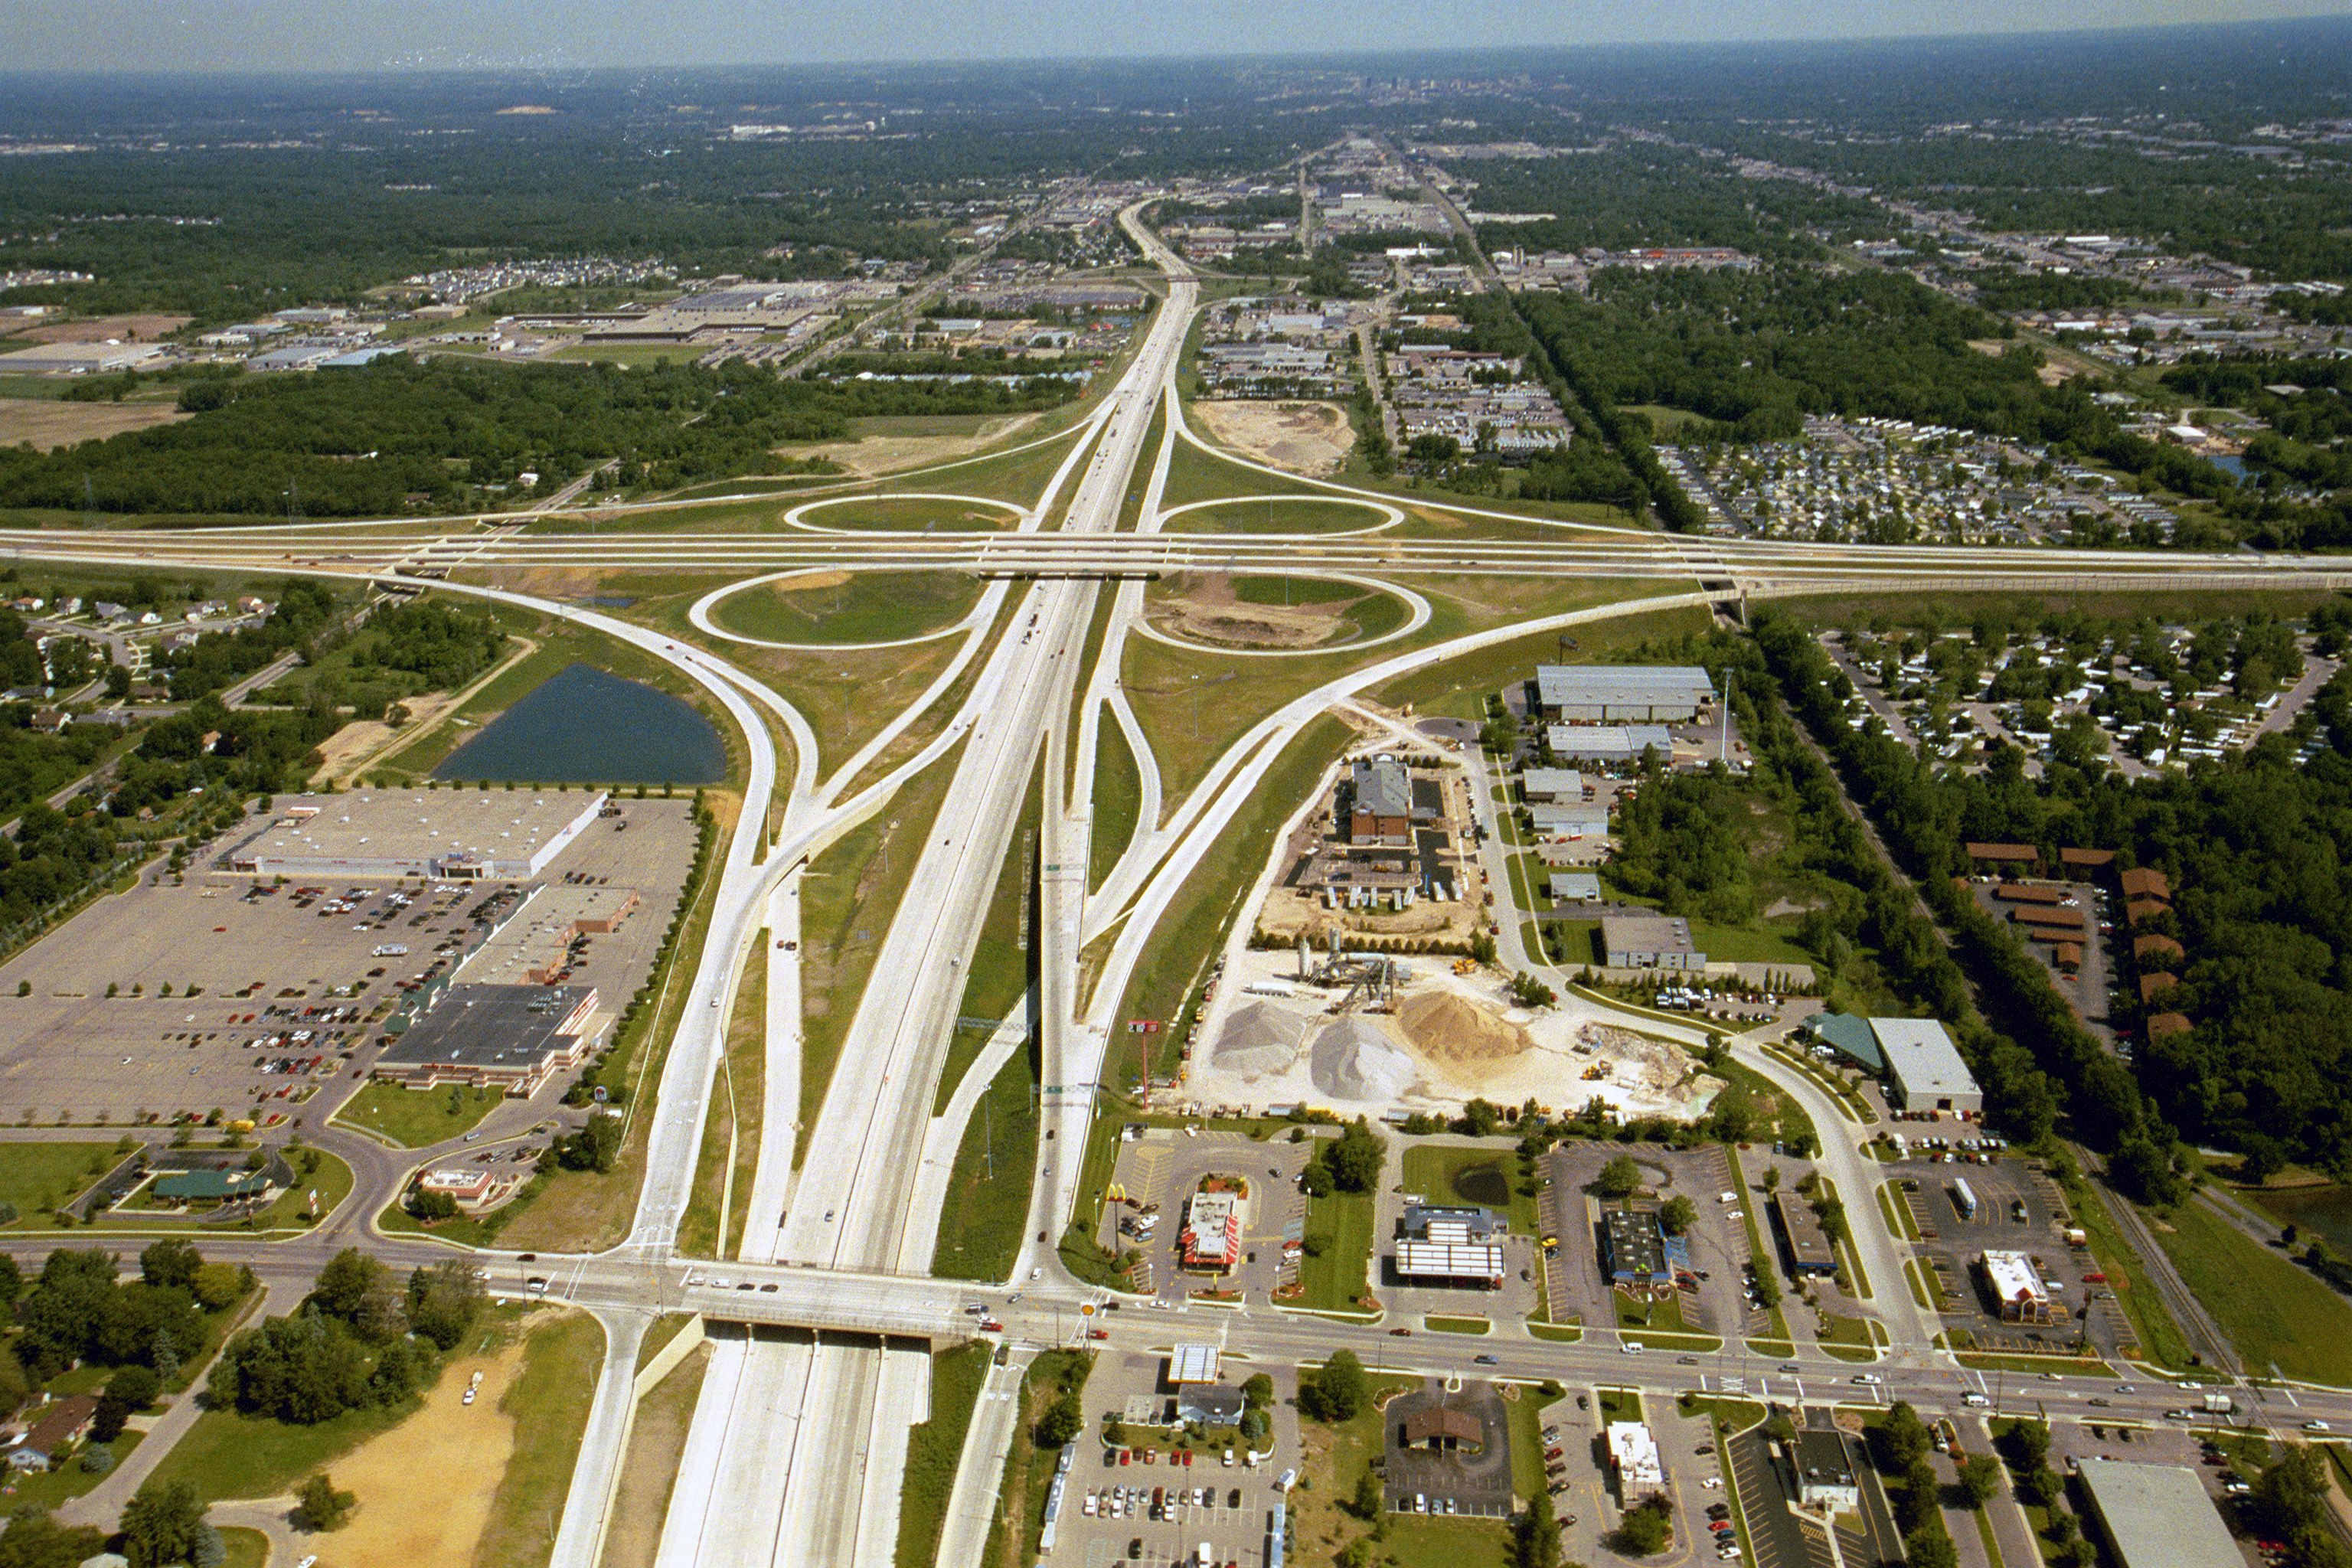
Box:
[9,204,2347,1568]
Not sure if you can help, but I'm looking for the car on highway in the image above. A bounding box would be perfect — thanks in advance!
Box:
[1851,1374,1882,1386]
[1475,1354,1498,1365]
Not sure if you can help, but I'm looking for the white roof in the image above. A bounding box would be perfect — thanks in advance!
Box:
[1393,1241,1504,1280]
[1981,1250,2045,1305]
[1168,1344,1220,1383]
[2077,1460,2241,1568]
[1606,1421,1664,1487]
[1537,665,1714,707]
[1869,1017,1980,1099]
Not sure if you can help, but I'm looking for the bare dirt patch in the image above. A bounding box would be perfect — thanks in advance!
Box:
[309,689,465,785]
[21,313,191,344]
[1145,572,1355,649]
[0,397,188,451]
[331,1340,526,1568]
[1192,400,1352,476]
[780,412,1044,477]
[1397,990,1531,1067]
[773,570,852,593]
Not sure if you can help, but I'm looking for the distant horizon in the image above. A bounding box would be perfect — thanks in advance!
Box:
[2,0,2347,78]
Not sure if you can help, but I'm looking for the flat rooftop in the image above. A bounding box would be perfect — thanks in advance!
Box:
[377,982,597,1078]
[227,789,606,877]
[1536,664,1713,707]
[2077,1459,2240,1568]
[457,884,641,988]
[1869,1017,1981,1099]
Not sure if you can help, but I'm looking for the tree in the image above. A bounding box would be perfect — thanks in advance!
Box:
[405,1189,459,1223]
[1298,1350,1367,1423]
[139,1238,204,1292]
[2005,1419,2051,1472]
[1595,1155,1642,1199]
[90,1396,132,1444]
[189,1261,246,1312]
[1898,1458,1942,1534]
[1903,1527,1958,1568]
[119,1480,206,1568]
[1958,1452,2001,1508]
[191,1527,225,1568]
[1514,1488,1562,1568]
[1326,1119,1385,1193]
[0,1511,106,1568]
[1609,1496,1671,1556]
[1659,1195,1697,1236]
[107,1364,161,1410]
[296,1472,356,1532]
[1035,1391,1083,1449]
[1243,1372,1275,1408]
[1352,1466,1383,1520]
[1879,1402,1932,1468]
[79,1443,115,1476]
[406,1259,485,1351]
[309,1249,403,1342]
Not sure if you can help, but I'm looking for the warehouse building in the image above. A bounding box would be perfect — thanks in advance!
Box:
[1548,871,1601,904]
[1520,768,1586,803]
[457,884,641,987]
[372,982,600,1096]
[1599,913,1704,970]
[227,789,609,881]
[1544,724,1677,764]
[2076,1460,2240,1568]
[1535,665,1714,723]
[1870,1017,1982,1114]
[0,340,165,375]
[1528,802,1609,840]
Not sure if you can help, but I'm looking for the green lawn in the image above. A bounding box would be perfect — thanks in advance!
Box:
[0,1140,126,1225]
[2066,1177,2194,1370]
[2151,1197,2352,1384]
[936,756,1041,1116]
[146,1396,425,1502]
[680,935,767,1259]
[335,1081,502,1148]
[1086,717,1142,896]
[218,1528,268,1568]
[1298,1172,1376,1313]
[931,1048,1039,1283]
[1426,1315,1491,1334]
[1165,497,1390,534]
[249,1148,354,1232]
[1818,1315,1880,1363]
[1400,1143,1539,1235]
[472,1309,610,1568]
[707,570,982,646]
[897,1341,993,1568]
[0,1429,144,1512]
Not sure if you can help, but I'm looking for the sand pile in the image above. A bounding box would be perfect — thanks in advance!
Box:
[1397,991,1531,1066]
[1212,1002,1312,1076]
[1310,1016,1419,1100]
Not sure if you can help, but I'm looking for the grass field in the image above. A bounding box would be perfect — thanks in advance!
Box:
[680,934,767,1259]
[472,1309,609,1568]
[1426,1314,1491,1334]
[1298,1164,1375,1313]
[335,1081,502,1148]
[936,757,1041,1115]
[2150,1196,2352,1384]
[2066,1178,2193,1369]
[897,1341,993,1568]
[706,570,982,645]
[931,1047,1040,1283]
[1400,1143,1540,1235]
[0,1140,125,1225]
[1087,717,1142,897]
[147,1390,423,1502]
[603,1340,711,1568]
[1233,574,1362,606]
[1165,496,1393,533]
[247,1148,355,1233]
[797,746,962,1167]
[0,1429,144,1512]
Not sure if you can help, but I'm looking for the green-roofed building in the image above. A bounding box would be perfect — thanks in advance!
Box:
[1804,1012,1884,1074]
[153,1169,272,1204]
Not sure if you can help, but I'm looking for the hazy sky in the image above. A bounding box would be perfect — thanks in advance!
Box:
[5,0,2346,73]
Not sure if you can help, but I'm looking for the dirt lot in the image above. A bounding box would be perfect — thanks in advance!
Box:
[1192,400,1351,476]
[328,1338,527,1568]
[0,397,188,451]
[779,412,1045,476]
[1145,573,1363,649]
[19,313,191,343]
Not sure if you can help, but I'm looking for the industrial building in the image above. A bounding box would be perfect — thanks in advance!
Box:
[2076,1460,2241,1568]
[0,340,165,375]
[1534,665,1715,723]
[1527,802,1609,840]
[1548,871,1601,904]
[1980,1250,2054,1324]
[1394,1204,1506,1287]
[457,884,641,987]
[1869,1017,1983,1114]
[1793,1429,1860,1511]
[1347,758,1413,845]
[1606,1422,1664,1497]
[1599,913,1705,970]
[1771,1191,1838,1277]
[372,982,600,1096]
[1544,724,1677,764]
[1520,768,1586,803]
[226,789,609,881]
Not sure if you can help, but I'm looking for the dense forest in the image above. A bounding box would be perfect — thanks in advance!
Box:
[1752,599,2352,1187]
[0,354,1081,518]
[1470,144,1893,263]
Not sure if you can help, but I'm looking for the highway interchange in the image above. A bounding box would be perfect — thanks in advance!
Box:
[6,206,2352,1566]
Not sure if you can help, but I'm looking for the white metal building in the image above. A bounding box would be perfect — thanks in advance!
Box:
[1868,1017,1982,1113]
[1535,665,1714,723]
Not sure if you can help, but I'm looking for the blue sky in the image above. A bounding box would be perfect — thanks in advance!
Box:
[4,0,2345,72]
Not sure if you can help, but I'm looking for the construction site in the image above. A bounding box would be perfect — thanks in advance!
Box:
[1251,750,1488,949]
[1179,935,1730,1122]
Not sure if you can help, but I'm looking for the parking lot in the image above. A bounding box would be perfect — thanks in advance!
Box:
[1381,1380,1514,1517]
[1882,1152,2131,1358]
[1540,1143,1760,1343]
[1100,1129,1312,1304]
[0,796,694,1129]
[1056,1348,1295,1568]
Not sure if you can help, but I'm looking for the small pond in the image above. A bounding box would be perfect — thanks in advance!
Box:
[432,662,726,786]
